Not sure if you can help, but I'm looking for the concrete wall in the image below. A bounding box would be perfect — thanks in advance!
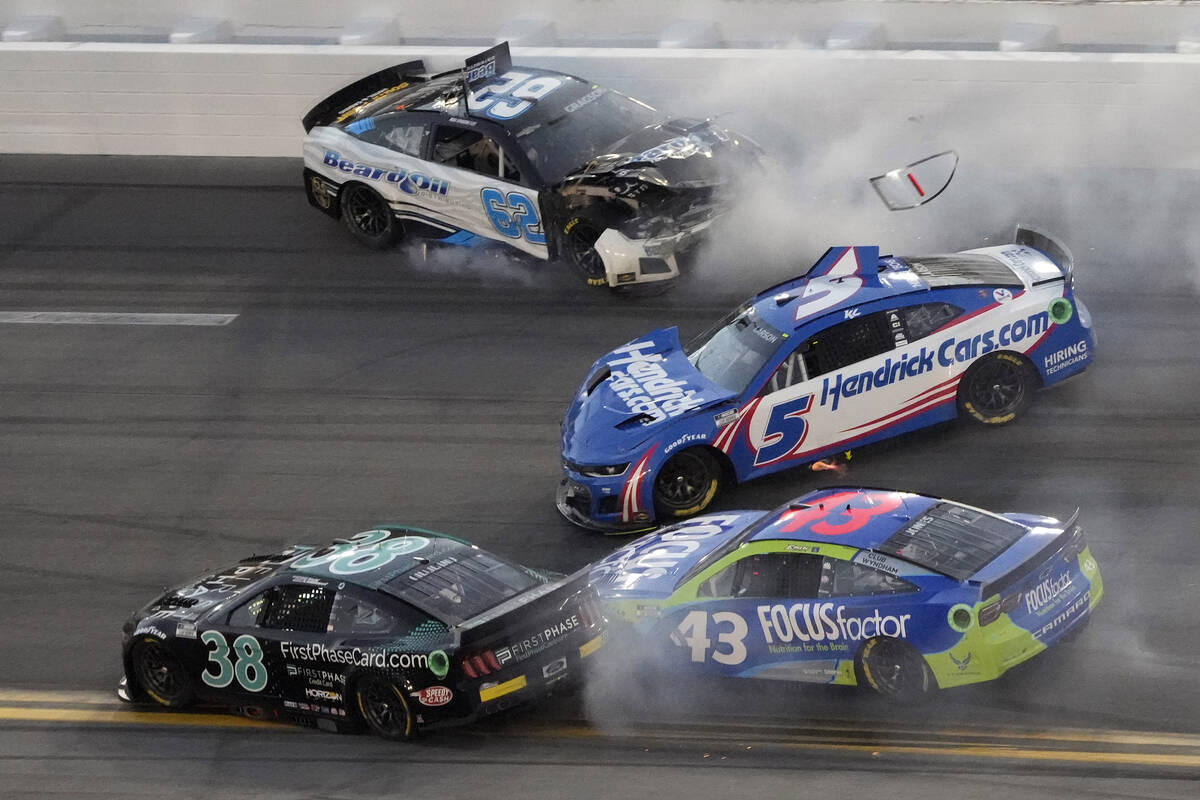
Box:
[2,42,1199,172]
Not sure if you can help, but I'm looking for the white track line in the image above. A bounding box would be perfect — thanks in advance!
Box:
[0,312,237,326]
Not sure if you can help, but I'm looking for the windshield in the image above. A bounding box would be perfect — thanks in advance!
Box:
[383,548,543,625]
[512,87,663,182]
[686,306,785,394]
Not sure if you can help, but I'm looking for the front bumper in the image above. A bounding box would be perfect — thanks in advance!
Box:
[556,477,655,534]
[594,217,715,288]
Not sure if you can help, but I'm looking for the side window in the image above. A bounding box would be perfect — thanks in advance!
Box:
[228,590,271,628]
[346,114,426,157]
[798,311,894,379]
[697,552,823,598]
[760,349,809,396]
[259,585,336,633]
[433,126,521,182]
[818,557,917,597]
[327,590,426,636]
[895,302,962,342]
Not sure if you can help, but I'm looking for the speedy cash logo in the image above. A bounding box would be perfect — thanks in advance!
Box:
[322,151,450,196]
[496,615,581,665]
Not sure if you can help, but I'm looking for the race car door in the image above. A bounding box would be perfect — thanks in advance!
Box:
[195,579,336,707]
[737,302,962,482]
[427,120,548,259]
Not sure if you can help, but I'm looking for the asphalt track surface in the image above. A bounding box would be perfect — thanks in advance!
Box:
[0,155,1198,797]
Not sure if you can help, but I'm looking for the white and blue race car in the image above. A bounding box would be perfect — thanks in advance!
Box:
[559,228,1096,531]
[302,43,761,289]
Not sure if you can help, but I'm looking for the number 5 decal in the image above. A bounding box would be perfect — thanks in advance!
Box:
[481,188,545,244]
[754,393,814,467]
[676,610,748,665]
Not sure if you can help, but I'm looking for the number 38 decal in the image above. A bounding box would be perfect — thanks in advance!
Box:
[201,631,268,692]
[481,188,545,244]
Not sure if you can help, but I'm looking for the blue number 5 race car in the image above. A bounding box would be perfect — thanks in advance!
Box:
[558,227,1095,531]
[302,42,761,289]
[589,487,1103,700]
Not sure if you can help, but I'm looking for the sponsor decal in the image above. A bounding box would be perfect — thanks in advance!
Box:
[757,603,913,651]
[413,685,453,707]
[607,340,707,424]
[496,615,580,665]
[1043,340,1089,375]
[664,432,706,455]
[1023,571,1074,614]
[322,151,450,196]
[851,550,903,576]
[713,408,739,428]
[595,514,743,582]
[133,624,166,640]
[563,87,604,114]
[820,311,1051,411]
[407,556,457,583]
[993,288,1013,303]
[541,657,568,680]
[305,688,342,703]
[844,307,861,320]
[280,642,429,670]
[175,622,197,639]
[288,665,346,687]
[949,650,973,671]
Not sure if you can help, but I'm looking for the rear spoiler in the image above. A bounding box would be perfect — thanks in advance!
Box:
[979,508,1082,600]
[301,60,426,132]
[1015,225,1074,290]
[456,567,592,644]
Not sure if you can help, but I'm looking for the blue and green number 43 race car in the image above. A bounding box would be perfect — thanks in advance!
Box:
[589,487,1102,700]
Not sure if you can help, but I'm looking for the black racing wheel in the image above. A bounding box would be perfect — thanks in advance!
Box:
[340,183,401,249]
[855,637,935,702]
[653,448,721,518]
[354,675,417,741]
[130,636,194,708]
[560,209,620,287]
[957,352,1038,425]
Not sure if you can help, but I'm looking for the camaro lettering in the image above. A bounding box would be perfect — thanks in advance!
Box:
[322,150,450,196]
[607,340,707,423]
[820,311,1051,411]
[756,603,912,644]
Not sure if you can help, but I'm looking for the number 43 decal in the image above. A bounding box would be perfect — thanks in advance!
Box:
[481,188,545,244]
[676,610,748,665]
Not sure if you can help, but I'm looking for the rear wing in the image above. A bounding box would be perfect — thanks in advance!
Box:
[979,508,1082,600]
[301,60,426,132]
[456,567,593,644]
[1015,225,1075,290]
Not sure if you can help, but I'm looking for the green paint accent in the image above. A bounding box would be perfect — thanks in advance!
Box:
[232,635,267,692]
[200,630,234,689]
[947,604,974,633]
[1048,297,1074,325]
[428,649,449,679]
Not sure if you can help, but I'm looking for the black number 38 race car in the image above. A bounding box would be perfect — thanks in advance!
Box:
[120,526,605,740]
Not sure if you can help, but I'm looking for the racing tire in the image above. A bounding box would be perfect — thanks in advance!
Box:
[130,636,194,709]
[653,447,721,519]
[855,637,935,702]
[957,352,1038,425]
[560,208,620,288]
[354,675,417,741]
[340,183,401,250]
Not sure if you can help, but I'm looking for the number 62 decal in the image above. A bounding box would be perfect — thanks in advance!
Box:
[481,188,545,244]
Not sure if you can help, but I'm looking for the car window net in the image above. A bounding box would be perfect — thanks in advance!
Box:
[878,502,1026,581]
[263,586,335,633]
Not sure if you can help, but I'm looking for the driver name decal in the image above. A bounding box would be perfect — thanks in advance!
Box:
[608,340,707,423]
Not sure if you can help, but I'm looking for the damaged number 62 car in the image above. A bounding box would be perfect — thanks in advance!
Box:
[120,527,606,740]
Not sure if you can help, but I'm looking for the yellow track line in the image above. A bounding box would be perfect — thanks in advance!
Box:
[0,706,282,729]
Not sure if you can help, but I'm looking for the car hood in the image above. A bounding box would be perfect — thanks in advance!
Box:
[569,119,760,189]
[588,510,766,599]
[562,327,738,462]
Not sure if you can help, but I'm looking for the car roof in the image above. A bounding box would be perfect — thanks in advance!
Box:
[747,487,940,551]
[746,245,1047,334]
[287,527,475,590]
